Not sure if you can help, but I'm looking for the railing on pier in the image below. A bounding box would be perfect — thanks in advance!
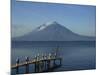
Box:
[11,53,62,74]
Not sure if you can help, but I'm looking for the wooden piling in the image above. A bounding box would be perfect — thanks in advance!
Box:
[34,62,37,72]
[34,55,37,72]
[37,61,39,72]
[44,60,47,71]
[53,59,56,67]
[25,57,29,73]
[60,58,62,66]
[16,58,19,74]
[47,60,50,70]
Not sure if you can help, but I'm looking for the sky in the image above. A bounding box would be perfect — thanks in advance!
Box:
[11,0,96,37]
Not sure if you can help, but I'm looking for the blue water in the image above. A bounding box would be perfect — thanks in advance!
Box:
[11,41,96,74]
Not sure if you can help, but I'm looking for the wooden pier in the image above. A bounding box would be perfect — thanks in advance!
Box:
[11,53,62,74]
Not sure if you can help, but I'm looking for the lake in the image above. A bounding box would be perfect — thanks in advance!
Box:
[11,41,96,75]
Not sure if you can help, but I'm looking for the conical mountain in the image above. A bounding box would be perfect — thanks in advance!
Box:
[13,21,95,41]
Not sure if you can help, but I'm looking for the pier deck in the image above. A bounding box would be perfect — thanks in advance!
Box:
[11,54,62,74]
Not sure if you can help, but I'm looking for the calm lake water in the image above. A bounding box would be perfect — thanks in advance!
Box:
[11,41,96,75]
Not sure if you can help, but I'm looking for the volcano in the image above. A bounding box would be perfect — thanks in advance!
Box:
[13,21,95,41]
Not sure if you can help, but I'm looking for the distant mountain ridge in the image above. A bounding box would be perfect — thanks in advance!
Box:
[12,21,95,41]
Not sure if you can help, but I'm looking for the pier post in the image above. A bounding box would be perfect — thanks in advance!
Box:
[25,56,29,74]
[39,54,44,72]
[34,62,39,73]
[37,61,39,72]
[43,60,46,71]
[34,55,37,73]
[16,58,19,74]
[42,60,45,71]
[60,58,62,66]
[39,61,42,72]
[41,54,45,71]
[47,60,50,70]
[44,54,47,71]
[34,62,37,73]
[53,59,56,67]
[34,55,39,73]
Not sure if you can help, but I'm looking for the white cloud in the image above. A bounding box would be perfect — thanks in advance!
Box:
[11,25,34,37]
